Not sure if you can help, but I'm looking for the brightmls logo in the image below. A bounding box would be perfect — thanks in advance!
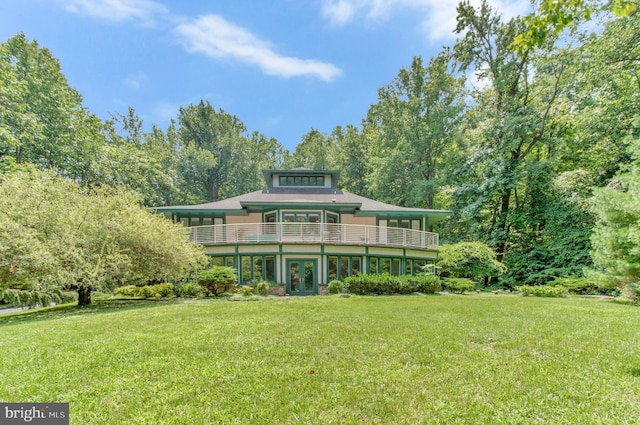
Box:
[1,403,68,424]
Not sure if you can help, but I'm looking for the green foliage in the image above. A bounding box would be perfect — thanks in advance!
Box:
[344,274,441,295]
[546,276,610,295]
[1,288,76,308]
[437,242,506,283]
[590,136,640,300]
[515,285,568,297]
[197,266,237,296]
[364,53,465,209]
[623,281,640,303]
[236,285,254,297]
[139,283,176,299]
[255,281,269,296]
[442,278,476,294]
[283,128,335,170]
[510,0,636,53]
[175,281,205,298]
[0,171,207,305]
[114,283,176,298]
[328,280,345,294]
[113,285,139,297]
[0,33,104,181]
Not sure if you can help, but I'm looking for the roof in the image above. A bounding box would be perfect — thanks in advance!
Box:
[155,187,452,223]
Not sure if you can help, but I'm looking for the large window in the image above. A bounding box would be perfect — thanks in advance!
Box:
[211,256,235,268]
[328,256,362,280]
[369,257,402,275]
[279,176,325,186]
[283,212,320,223]
[378,219,421,230]
[178,216,224,227]
[239,255,276,283]
[406,259,431,275]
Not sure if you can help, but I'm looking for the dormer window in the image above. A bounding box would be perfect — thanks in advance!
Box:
[279,175,325,186]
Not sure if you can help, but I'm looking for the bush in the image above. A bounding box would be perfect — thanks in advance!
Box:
[442,277,475,294]
[237,285,254,297]
[138,283,176,298]
[256,281,269,296]
[114,285,140,297]
[437,242,506,283]
[328,280,344,294]
[198,266,237,296]
[623,281,640,303]
[344,274,441,295]
[175,281,205,298]
[515,285,568,297]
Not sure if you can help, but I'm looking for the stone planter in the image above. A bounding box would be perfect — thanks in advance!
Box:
[268,285,285,296]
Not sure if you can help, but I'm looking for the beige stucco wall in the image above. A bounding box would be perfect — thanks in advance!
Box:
[340,214,376,226]
[226,213,262,224]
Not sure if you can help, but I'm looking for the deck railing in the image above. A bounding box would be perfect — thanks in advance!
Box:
[188,223,439,250]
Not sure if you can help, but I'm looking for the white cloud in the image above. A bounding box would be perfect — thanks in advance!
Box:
[152,101,181,123]
[321,0,531,41]
[62,0,169,25]
[175,14,343,82]
[124,71,148,89]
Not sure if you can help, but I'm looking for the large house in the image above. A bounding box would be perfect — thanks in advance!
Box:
[156,168,451,295]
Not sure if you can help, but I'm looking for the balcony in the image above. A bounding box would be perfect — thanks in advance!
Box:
[188,223,439,250]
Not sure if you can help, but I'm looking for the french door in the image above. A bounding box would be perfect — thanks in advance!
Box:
[286,259,317,295]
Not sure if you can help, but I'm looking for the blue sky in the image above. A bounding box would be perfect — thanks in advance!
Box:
[1,0,530,150]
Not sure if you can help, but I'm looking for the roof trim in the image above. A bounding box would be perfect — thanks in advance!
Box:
[240,201,362,209]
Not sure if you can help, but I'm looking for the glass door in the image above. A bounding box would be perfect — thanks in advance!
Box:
[286,259,317,295]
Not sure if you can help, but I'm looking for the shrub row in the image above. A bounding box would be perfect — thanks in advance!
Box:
[515,285,568,297]
[442,277,476,294]
[344,274,441,295]
[114,282,205,299]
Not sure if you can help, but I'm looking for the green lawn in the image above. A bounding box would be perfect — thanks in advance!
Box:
[1,295,639,424]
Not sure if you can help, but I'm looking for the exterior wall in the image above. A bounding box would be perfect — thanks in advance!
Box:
[340,214,376,226]
[204,243,437,295]
[226,213,262,225]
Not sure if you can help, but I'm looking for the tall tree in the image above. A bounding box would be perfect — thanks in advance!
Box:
[284,128,335,170]
[364,53,465,208]
[332,124,370,196]
[176,101,246,202]
[590,134,640,301]
[452,0,566,264]
[0,33,103,180]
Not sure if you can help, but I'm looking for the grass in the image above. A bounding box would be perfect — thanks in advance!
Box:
[1,295,640,424]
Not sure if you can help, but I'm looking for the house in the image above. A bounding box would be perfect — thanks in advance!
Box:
[155,168,451,295]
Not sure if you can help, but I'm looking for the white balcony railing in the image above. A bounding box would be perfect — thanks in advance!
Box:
[188,223,439,250]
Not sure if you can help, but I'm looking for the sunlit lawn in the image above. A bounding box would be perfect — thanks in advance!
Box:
[1,295,639,424]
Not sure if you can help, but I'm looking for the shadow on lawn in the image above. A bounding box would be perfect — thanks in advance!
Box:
[0,299,177,327]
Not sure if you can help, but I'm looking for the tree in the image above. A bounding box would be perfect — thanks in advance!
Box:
[0,171,207,306]
[511,0,637,52]
[332,125,370,196]
[437,242,506,284]
[590,134,640,300]
[556,11,640,185]
[176,101,247,202]
[284,129,335,170]
[452,1,566,266]
[86,110,181,207]
[365,53,465,208]
[0,33,103,180]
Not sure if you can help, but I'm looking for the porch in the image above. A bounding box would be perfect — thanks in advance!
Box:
[188,223,439,250]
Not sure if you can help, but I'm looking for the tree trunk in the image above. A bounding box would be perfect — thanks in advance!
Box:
[77,286,92,306]
[494,188,512,265]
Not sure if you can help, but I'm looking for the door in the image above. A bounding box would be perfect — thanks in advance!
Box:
[286,259,317,295]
